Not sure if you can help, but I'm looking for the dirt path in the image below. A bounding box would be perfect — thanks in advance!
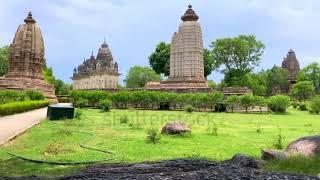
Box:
[0,107,47,146]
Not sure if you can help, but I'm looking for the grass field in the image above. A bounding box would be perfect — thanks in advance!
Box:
[0,108,319,177]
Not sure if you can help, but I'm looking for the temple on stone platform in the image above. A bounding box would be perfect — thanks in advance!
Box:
[281,49,300,93]
[145,5,208,90]
[0,12,57,102]
[71,40,120,90]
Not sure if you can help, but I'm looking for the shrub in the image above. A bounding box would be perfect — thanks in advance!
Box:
[146,128,161,144]
[273,129,285,150]
[298,103,308,111]
[74,109,83,119]
[99,99,112,112]
[120,115,129,124]
[309,96,320,114]
[267,95,290,113]
[0,100,49,116]
[291,101,299,108]
[75,98,88,108]
[292,81,315,102]
[0,90,29,104]
[25,90,45,100]
[186,105,193,113]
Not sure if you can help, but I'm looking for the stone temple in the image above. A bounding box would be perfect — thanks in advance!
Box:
[145,5,208,89]
[72,40,120,90]
[0,12,57,102]
[281,49,300,93]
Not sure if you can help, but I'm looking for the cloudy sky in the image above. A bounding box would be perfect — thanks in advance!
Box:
[0,0,320,84]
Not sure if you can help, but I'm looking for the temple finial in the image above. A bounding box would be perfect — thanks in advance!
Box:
[24,11,36,24]
[181,4,199,21]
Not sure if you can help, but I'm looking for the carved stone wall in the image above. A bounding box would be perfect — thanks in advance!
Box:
[73,74,119,90]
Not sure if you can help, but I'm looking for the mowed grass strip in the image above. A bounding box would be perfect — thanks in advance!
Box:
[0,108,319,176]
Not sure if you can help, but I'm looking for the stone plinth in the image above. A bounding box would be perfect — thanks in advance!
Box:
[0,77,57,103]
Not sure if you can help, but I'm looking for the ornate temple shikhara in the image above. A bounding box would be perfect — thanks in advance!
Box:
[72,41,120,90]
[145,5,208,90]
[0,12,57,102]
[281,49,300,93]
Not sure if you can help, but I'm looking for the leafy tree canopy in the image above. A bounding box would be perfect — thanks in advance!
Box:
[292,81,315,102]
[298,62,320,94]
[265,66,288,96]
[210,35,265,86]
[0,45,9,76]
[125,66,161,88]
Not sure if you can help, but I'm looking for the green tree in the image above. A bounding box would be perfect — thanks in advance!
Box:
[242,72,267,96]
[292,81,315,102]
[309,95,320,114]
[211,35,265,86]
[253,96,267,113]
[225,95,239,113]
[239,95,255,113]
[0,45,9,76]
[203,48,215,78]
[125,66,161,88]
[148,42,170,76]
[298,62,320,94]
[265,66,289,95]
[149,42,215,77]
[207,80,217,89]
[43,62,71,95]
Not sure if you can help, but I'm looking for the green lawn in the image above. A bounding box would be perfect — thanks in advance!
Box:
[0,108,319,177]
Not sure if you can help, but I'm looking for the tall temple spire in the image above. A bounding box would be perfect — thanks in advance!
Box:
[181,4,199,21]
[24,11,36,24]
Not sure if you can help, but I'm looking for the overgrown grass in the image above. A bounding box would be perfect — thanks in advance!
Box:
[265,155,320,176]
[0,107,319,177]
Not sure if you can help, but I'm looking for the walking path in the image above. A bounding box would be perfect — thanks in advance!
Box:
[0,107,47,146]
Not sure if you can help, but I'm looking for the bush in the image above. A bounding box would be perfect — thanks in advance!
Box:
[146,128,161,144]
[0,100,49,116]
[186,105,193,113]
[0,90,29,104]
[298,103,308,111]
[74,109,83,119]
[291,101,299,108]
[309,96,320,114]
[99,99,112,112]
[25,90,45,100]
[120,115,129,124]
[75,98,88,108]
[268,95,290,113]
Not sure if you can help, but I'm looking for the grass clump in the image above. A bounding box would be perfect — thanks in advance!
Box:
[120,115,129,124]
[74,109,83,119]
[146,128,161,144]
[99,99,112,112]
[264,155,320,176]
[273,129,285,150]
[186,105,193,113]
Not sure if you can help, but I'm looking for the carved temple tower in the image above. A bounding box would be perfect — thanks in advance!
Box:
[281,49,300,93]
[0,12,57,102]
[145,5,208,89]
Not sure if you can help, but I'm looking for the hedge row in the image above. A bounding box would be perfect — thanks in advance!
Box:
[0,100,49,116]
[70,90,292,113]
[70,90,224,111]
[0,90,45,104]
